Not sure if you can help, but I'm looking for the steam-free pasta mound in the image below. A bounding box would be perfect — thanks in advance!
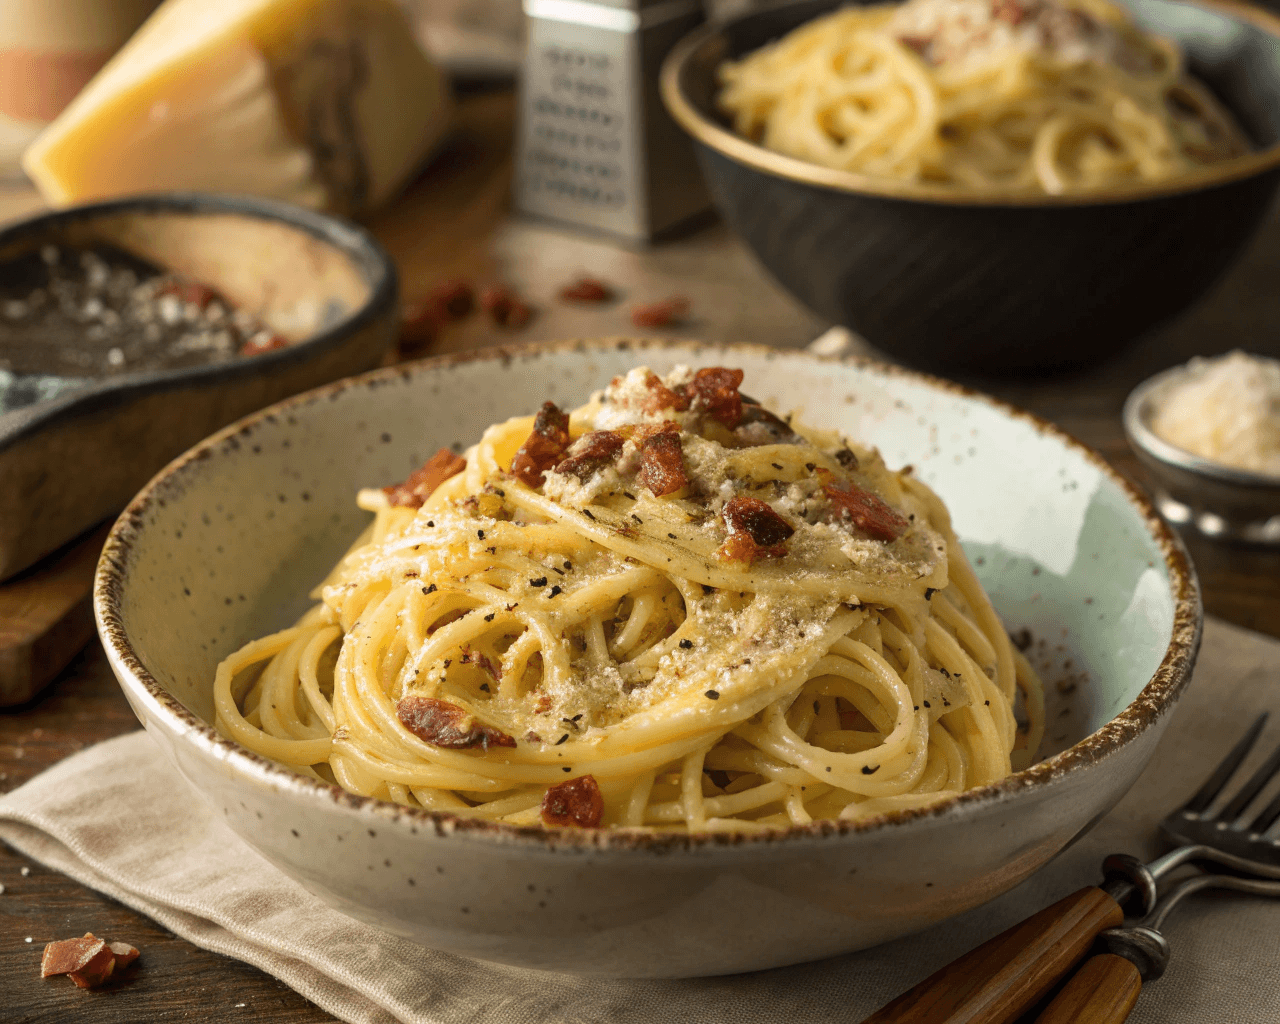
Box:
[215,366,1044,831]
[717,0,1250,195]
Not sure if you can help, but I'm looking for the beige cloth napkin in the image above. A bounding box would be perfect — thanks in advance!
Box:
[3,615,1279,1024]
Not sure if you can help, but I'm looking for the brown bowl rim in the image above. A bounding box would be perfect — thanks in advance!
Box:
[660,0,1280,209]
[94,338,1203,853]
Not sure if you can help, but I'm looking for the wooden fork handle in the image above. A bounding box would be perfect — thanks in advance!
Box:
[1031,954,1142,1024]
[860,887,1123,1024]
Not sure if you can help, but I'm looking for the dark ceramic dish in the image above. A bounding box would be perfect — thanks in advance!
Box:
[0,193,398,581]
[661,0,1280,374]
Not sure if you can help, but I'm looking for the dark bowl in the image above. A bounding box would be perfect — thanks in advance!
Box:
[661,0,1280,374]
[0,193,398,581]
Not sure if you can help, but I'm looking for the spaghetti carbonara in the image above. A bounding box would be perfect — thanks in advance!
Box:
[717,0,1249,195]
[215,367,1044,832]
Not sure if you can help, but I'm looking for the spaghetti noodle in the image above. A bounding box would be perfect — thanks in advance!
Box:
[717,0,1249,195]
[214,366,1044,832]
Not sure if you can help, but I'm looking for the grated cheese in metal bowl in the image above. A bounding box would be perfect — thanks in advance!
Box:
[1149,350,1280,477]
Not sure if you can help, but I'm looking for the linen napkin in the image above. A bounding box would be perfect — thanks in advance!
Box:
[3,615,1279,1024]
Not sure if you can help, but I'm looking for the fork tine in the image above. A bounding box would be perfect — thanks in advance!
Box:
[1184,712,1269,815]
[1221,740,1280,824]
[1251,787,1280,836]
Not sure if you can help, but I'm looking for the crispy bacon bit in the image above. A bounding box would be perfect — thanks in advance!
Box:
[642,372,690,413]
[541,774,604,827]
[383,448,467,508]
[430,278,475,319]
[558,276,612,303]
[684,367,745,427]
[992,0,1027,24]
[823,479,909,541]
[108,942,140,970]
[720,496,794,562]
[460,647,501,681]
[42,934,138,989]
[240,332,289,356]
[898,33,933,56]
[553,430,626,480]
[397,696,516,750]
[70,946,117,989]
[481,283,533,329]
[158,278,218,308]
[636,422,688,497]
[631,295,689,329]
[535,694,553,714]
[511,402,571,487]
[42,936,105,978]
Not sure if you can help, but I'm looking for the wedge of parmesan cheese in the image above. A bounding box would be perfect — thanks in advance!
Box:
[22,0,451,215]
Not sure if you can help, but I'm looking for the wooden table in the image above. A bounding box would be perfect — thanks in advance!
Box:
[2,89,1278,1024]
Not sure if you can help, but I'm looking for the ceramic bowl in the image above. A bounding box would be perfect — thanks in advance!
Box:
[660,0,1280,374]
[1124,365,1280,544]
[0,193,398,581]
[95,339,1200,978]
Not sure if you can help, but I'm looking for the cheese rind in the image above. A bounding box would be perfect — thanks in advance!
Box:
[22,0,451,215]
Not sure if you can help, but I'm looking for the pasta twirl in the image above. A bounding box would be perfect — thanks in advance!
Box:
[214,366,1044,832]
[717,0,1249,195]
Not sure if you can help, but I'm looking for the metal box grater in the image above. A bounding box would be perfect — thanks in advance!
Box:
[515,0,711,241]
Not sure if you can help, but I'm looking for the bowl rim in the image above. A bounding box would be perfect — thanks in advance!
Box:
[1123,363,1280,489]
[0,191,398,457]
[660,0,1280,209]
[94,337,1203,853]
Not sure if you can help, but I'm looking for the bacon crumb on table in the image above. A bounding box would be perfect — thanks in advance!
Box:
[630,296,689,329]
[399,300,446,354]
[383,448,467,508]
[41,933,139,989]
[558,276,613,303]
[429,278,476,319]
[542,774,604,827]
[481,283,534,329]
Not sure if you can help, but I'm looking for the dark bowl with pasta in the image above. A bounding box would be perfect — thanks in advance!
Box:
[660,0,1280,374]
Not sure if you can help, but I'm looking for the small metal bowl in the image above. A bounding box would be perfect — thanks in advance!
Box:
[1123,367,1280,544]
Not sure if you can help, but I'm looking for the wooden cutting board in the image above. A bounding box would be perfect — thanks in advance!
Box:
[0,521,110,706]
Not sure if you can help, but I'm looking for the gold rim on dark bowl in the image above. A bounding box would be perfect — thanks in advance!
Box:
[660,0,1280,209]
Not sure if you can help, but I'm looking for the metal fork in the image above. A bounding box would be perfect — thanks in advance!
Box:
[861,713,1280,1024]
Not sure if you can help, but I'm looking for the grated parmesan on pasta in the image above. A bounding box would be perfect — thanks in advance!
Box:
[1149,350,1280,476]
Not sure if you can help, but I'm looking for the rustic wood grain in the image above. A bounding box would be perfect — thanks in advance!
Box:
[0,523,111,708]
[1031,954,1143,1024]
[860,887,1122,1024]
[2,85,1279,1023]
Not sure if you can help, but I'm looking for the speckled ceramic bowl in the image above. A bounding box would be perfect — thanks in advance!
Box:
[94,339,1201,978]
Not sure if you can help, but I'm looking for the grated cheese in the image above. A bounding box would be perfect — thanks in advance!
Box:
[1149,350,1280,476]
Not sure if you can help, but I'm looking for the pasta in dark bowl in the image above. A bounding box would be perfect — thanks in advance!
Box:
[661,0,1280,373]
